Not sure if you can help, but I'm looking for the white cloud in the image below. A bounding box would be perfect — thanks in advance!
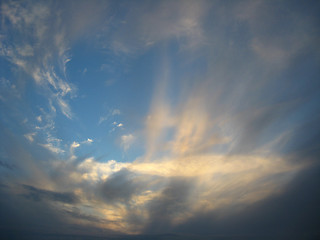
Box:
[17,44,34,57]
[99,109,121,125]
[57,97,73,119]
[117,123,123,127]
[39,143,64,154]
[98,116,108,125]
[1,1,75,120]
[78,158,129,182]
[24,133,36,143]
[121,134,135,151]
[112,109,121,115]
[71,141,80,148]
[79,138,94,144]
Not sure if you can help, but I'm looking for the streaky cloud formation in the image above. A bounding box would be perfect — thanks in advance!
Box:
[1,0,320,239]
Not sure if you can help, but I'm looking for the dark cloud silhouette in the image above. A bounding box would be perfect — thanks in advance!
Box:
[166,165,320,239]
[99,168,162,204]
[0,183,120,239]
[0,184,69,236]
[99,169,141,204]
[143,177,196,234]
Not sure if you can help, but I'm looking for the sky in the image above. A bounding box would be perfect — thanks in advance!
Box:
[0,0,320,239]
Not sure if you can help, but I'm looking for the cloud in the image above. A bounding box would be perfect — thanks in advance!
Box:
[1,1,77,119]
[24,132,36,143]
[98,109,121,125]
[108,0,209,53]
[165,164,320,237]
[78,158,129,182]
[1,0,319,238]
[98,116,108,125]
[0,183,119,238]
[71,141,80,149]
[121,134,135,151]
[62,207,111,224]
[39,143,64,154]
[99,169,146,204]
[112,109,121,115]
[36,115,42,122]
[143,177,195,233]
[0,160,15,170]
[22,184,79,204]
[0,78,21,100]
[56,94,73,119]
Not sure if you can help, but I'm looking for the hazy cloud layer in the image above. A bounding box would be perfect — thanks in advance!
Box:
[1,0,320,239]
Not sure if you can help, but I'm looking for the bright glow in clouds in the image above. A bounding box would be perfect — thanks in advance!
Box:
[78,158,129,182]
[0,0,319,239]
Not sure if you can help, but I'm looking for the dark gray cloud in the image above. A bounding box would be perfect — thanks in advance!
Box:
[168,164,320,239]
[99,169,139,204]
[280,114,320,164]
[0,160,15,170]
[0,183,120,239]
[99,168,162,204]
[143,177,196,234]
[0,184,69,235]
[62,207,111,224]
[22,184,79,204]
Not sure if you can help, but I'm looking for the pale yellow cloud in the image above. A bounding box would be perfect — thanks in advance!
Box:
[78,158,129,182]
[24,132,36,143]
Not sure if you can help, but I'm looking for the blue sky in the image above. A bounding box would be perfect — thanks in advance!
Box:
[1,0,320,239]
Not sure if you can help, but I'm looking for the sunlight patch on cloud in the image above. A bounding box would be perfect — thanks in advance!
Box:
[78,158,129,182]
[71,142,80,148]
[130,154,304,203]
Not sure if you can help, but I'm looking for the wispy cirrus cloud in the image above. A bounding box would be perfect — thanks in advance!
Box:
[106,0,209,54]
[98,108,121,125]
[1,1,75,120]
